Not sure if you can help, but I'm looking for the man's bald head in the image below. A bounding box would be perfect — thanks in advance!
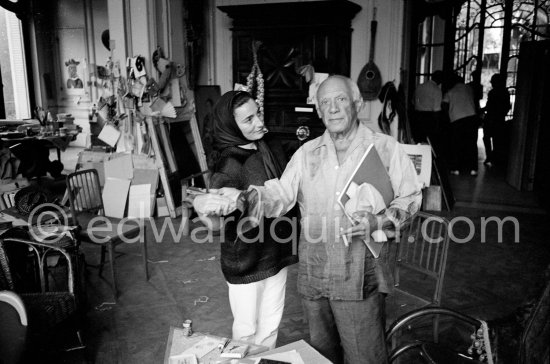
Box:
[316,75,362,105]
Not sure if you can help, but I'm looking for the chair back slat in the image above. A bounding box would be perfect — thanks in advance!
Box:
[394,212,450,305]
[66,169,105,226]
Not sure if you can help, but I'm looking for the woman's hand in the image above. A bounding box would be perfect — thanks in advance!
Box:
[193,192,238,216]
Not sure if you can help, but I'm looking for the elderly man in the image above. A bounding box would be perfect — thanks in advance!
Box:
[195,75,421,363]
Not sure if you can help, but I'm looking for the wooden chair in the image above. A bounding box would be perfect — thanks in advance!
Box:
[0,290,28,364]
[65,169,149,299]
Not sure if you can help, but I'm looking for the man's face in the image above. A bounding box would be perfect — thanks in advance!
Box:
[316,78,358,135]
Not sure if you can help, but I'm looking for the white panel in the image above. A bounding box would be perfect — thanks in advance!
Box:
[107,0,128,70]
[5,11,30,119]
[130,0,152,72]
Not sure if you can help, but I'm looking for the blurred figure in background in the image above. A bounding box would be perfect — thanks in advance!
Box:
[482,73,510,167]
[412,70,445,157]
[443,73,480,176]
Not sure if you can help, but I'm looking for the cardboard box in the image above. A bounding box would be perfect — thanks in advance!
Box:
[423,185,442,211]
[156,197,169,217]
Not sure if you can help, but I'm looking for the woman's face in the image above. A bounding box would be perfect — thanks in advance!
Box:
[233,99,266,141]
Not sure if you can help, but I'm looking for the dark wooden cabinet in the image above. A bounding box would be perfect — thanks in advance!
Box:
[219,0,361,158]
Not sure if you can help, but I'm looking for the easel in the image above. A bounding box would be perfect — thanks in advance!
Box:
[146,113,208,218]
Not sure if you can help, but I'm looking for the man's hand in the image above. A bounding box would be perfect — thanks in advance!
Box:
[340,210,393,247]
[341,210,379,240]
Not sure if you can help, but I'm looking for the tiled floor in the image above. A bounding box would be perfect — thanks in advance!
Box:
[47,145,550,363]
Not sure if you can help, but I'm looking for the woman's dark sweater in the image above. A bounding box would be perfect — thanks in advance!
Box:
[210,143,298,284]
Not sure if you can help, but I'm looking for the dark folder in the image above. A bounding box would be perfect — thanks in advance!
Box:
[337,144,394,258]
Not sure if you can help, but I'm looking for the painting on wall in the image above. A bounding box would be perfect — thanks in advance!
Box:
[65,59,84,89]
[56,27,89,100]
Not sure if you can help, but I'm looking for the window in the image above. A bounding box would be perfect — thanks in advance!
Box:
[454,0,550,116]
[0,6,30,119]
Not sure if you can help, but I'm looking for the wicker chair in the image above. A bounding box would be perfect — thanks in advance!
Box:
[0,228,84,356]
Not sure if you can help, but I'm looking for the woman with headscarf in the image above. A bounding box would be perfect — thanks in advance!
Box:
[197,91,297,349]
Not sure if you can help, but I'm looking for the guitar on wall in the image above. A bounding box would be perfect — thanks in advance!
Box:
[357,6,382,101]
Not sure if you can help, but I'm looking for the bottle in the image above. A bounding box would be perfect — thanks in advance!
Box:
[182,319,193,336]
[46,112,54,133]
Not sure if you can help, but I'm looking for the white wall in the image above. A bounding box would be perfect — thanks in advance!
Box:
[210,0,405,127]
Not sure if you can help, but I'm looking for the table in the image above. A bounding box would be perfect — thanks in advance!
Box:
[1,134,76,161]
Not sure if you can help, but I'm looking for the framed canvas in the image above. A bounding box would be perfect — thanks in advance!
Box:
[194,85,221,137]
[400,143,432,187]
[55,28,90,102]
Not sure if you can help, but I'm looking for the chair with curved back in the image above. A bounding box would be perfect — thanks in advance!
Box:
[66,168,149,299]
[0,228,84,358]
[386,272,550,363]
[0,290,28,364]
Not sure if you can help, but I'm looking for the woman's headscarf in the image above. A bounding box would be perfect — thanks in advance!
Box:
[211,91,283,179]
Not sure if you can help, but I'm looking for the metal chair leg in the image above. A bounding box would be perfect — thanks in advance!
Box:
[107,243,117,299]
[142,224,149,281]
[98,245,106,276]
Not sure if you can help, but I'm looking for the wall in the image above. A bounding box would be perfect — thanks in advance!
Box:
[210,0,405,127]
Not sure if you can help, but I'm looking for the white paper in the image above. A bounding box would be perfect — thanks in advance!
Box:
[169,353,197,364]
[98,124,121,147]
[127,184,152,218]
[179,336,220,359]
[104,154,134,180]
[400,143,432,188]
[102,177,130,218]
[254,350,305,364]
